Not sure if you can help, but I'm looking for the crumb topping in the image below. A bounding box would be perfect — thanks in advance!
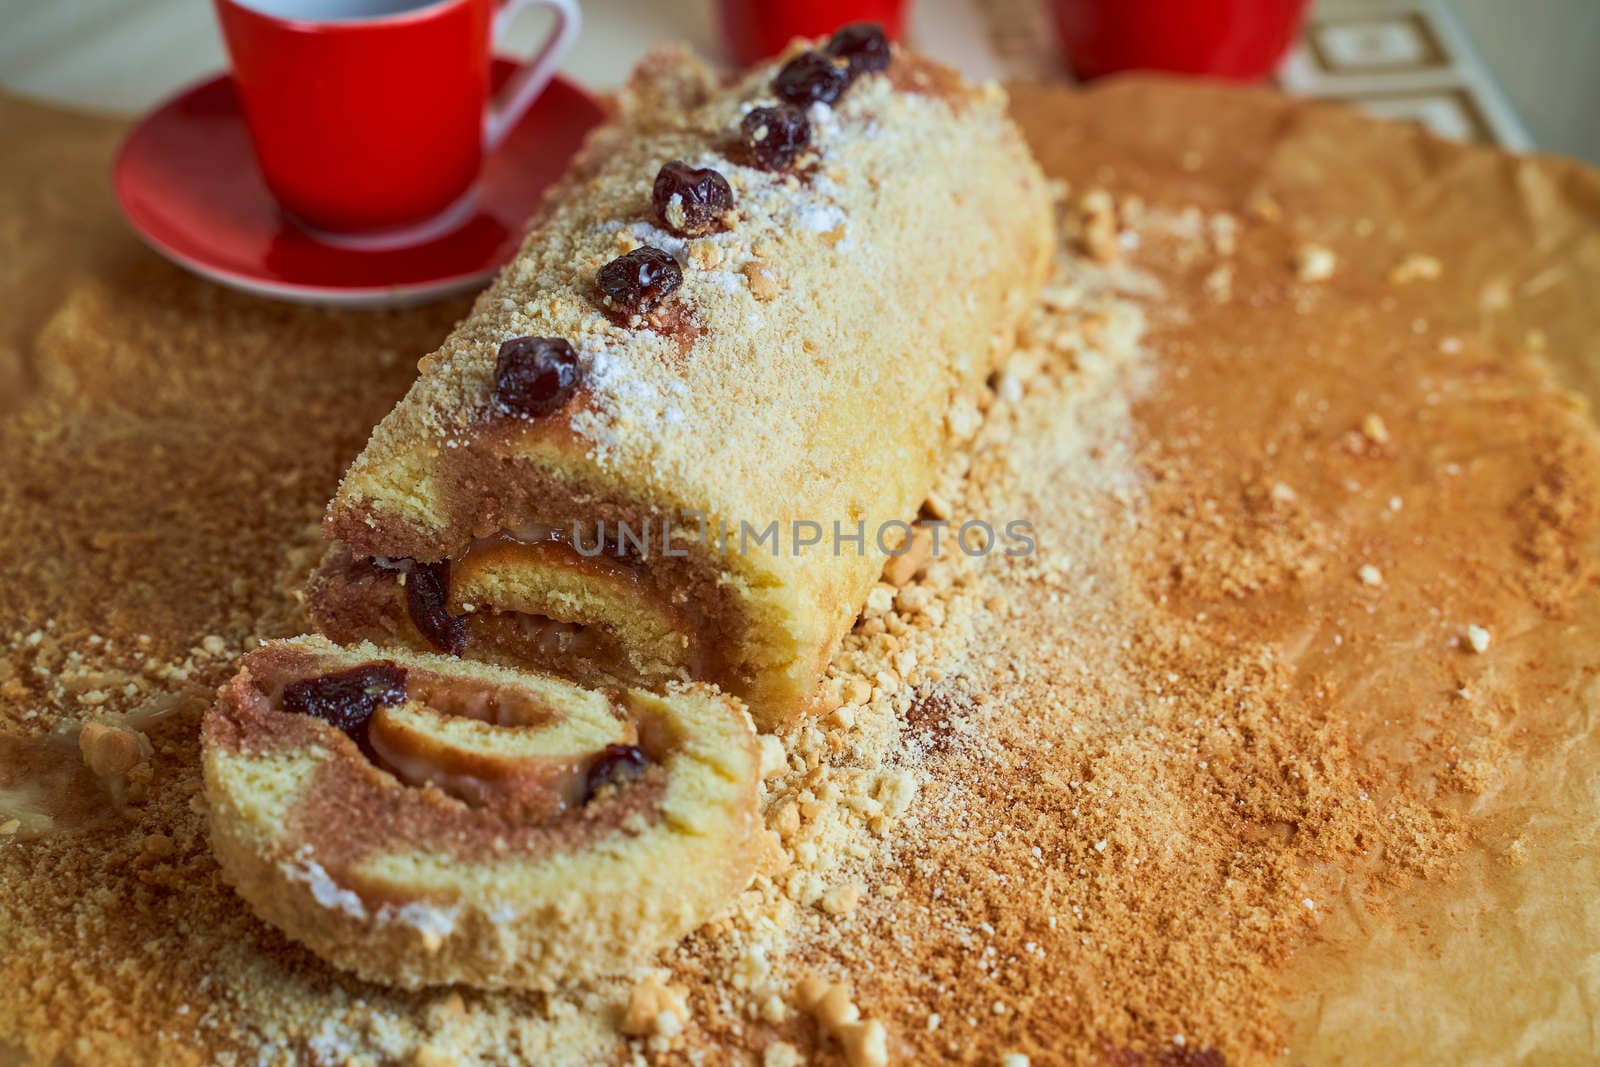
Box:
[331,46,1048,537]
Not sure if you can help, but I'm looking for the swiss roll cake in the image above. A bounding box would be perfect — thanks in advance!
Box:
[201,636,760,990]
[311,35,1053,727]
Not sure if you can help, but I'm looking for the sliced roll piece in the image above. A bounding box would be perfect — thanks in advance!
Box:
[310,35,1053,728]
[201,635,760,990]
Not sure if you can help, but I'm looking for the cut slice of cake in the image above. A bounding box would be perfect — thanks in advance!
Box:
[202,635,761,990]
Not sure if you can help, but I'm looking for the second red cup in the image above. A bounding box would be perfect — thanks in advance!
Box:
[718,0,909,67]
[214,0,578,240]
[1052,0,1308,81]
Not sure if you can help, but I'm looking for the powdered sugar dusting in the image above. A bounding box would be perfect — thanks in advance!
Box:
[284,848,366,919]
[384,901,459,939]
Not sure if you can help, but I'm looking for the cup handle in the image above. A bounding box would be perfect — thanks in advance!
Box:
[484,0,581,151]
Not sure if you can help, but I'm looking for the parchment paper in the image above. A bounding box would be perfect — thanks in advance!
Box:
[2,75,1598,1063]
[1011,78,1600,1064]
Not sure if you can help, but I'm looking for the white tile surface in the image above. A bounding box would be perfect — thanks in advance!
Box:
[1279,0,1532,150]
[1357,93,1481,141]
[1451,0,1600,163]
[1315,18,1438,69]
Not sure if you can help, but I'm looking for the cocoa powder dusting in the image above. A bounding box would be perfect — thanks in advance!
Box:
[4,81,1600,1067]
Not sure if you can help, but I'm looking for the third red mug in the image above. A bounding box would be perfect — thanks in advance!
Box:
[717,0,910,67]
[1051,0,1307,81]
[214,0,579,239]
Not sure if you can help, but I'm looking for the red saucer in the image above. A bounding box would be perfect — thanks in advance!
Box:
[114,62,603,308]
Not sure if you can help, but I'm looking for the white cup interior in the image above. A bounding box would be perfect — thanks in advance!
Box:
[230,0,460,22]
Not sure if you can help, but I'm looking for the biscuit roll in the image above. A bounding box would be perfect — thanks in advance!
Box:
[201,636,759,990]
[312,39,1053,727]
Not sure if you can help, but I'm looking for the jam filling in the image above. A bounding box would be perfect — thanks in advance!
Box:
[280,662,406,761]
[825,23,891,76]
[281,663,407,739]
[596,246,683,321]
[773,49,850,107]
[406,560,465,655]
[652,161,735,237]
[490,336,583,419]
[582,743,649,804]
[771,24,890,110]
[741,105,812,172]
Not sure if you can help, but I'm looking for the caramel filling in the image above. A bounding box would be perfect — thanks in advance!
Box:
[365,703,630,819]
[265,661,645,818]
[398,525,715,687]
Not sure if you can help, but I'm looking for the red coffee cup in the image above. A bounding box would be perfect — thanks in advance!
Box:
[718,0,910,67]
[1051,0,1307,81]
[214,0,578,241]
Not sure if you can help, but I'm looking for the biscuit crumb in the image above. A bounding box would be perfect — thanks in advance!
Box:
[863,585,895,617]
[819,882,862,916]
[620,975,689,1038]
[795,976,859,1029]
[78,721,148,779]
[760,993,789,1024]
[1293,244,1337,283]
[742,261,782,300]
[1208,213,1238,256]
[1077,189,1121,263]
[1464,624,1492,654]
[772,800,802,839]
[429,993,465,1025]
[140,833,175,861]
[758,734,788,779]
[688,241,725,270]
[841,676,872,706]
[763,1041,803,1067]
[1390,253,1443,284]
[1203,264,1233,303]
[1246,192,1283,222]
[883,526,933,587]
[793,977,890,1064]
[838,1020,888,1067]
[756,828,790,877]
[413,1046,455,1067]
[1361,413,1390,444]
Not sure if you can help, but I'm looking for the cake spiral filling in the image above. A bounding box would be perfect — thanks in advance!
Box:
[314,520,733,699]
